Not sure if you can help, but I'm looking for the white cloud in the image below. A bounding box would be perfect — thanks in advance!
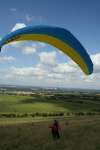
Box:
[6,66,48,80]
[0,56,15,62]
[53,63,78,74]
[11,23,26,32]
[91,53,100,66]
[10,67,34,77]
[39,51,57,66]
[80,53,100,84]
[0,53,100,88]
[91,53,100,73]
[47,73,65,80]
[22,42,46,55]
[22,46,36,55]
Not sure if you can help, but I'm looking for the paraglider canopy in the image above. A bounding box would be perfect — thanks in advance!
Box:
[0,25,93,75]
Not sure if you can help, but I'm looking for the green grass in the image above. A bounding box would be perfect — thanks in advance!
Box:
[0,116,100,150]
[0,94,100,150]
[0,94,100,113]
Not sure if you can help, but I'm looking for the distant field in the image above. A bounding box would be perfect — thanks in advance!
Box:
[0,94,100,114]
[0,116,100,150]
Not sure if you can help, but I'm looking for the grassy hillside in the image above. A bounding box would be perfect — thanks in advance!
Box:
[0,95,100,113]
[0,116,100,150]
[0,93,100,150]
[0,94,100,113]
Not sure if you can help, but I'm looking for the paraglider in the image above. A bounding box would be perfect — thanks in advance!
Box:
[0,25,93,75]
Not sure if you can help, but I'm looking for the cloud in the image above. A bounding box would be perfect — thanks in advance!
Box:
[23,47,36,55]
[39,51,57,66]
[80,53,100,84]
[91,53,100,66]
[13,42,46,55]
[11,23,26,32]
[0,56,15,62]
[0,52,100,88]
[22,46,37,55]
[22,42,46,55]
[53,63,78,74]
[91,53,100,73]
[10,67,34,77]
[36,52,100,88]
[34,57,80,82]
[6,66,47,80]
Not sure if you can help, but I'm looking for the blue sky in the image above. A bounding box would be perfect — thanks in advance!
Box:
[0,0,100,89]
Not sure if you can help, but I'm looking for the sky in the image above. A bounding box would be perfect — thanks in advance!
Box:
[0,0,100,89]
